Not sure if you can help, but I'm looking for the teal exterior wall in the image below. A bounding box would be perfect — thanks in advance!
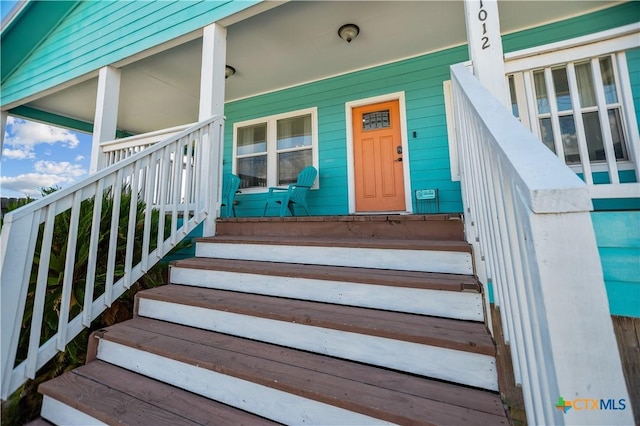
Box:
[225,3,640,217]
[1,0,260,107]
[501,2,639,52]
[592,211,640,318]
[225,46,469,217]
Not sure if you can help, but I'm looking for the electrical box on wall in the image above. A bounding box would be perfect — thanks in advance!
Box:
[415,189,439,213]
[416,189,437,200]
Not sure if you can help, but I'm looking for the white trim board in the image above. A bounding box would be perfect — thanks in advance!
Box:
[195,242,473,275]
[345,92,412,214]
[96,339,391,425]
[169,267,484,321]
[41,395,108,426]
[136,299,498,391]
[504,24,640,73]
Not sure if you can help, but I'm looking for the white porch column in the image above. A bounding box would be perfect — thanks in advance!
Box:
[199,23,227,237]
[90,66,121,173]
[463,0,509,107]
[0,111,7,156]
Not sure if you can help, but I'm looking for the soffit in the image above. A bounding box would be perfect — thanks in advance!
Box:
[23,1,620,134]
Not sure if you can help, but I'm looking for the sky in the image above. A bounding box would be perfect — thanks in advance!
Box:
[1,0,93,198]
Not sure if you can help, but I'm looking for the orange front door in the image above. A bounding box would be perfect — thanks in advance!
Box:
[353,100,405,212]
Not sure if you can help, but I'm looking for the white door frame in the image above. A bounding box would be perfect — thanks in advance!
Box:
[345,92,412,214]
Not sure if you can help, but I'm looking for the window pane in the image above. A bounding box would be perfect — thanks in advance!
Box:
[559,115,579,164]
[508,75,519,118]
[600,56,618,104]
[583,111,605,162]
[237,155,267,188]
[362,110,390,130]
[609,108,627,160]
[538,118,556,153]
[278,150,312,186]
[237,123,267,156]
[552,67,572,111]
[277,115,312,150]
[575,62,596,108]
[534,70,550,114]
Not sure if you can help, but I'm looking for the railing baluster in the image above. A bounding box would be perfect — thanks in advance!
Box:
[451,63,631,426]
[193,130,203,223]
[57,191,82,351]
[566,62,593,185]
[83,180,104,327]
[156,146,171,257]
[124,161,140,289]
[105,170,123,307]
[170,141,182,246]
[183,137,194,231]
[591,58,620,184]
[26,206,55,379]
[0,115,222,400]
[141,152,159,273]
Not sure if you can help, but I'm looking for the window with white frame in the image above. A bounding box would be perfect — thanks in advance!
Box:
[508,53,631,170]
[233,108,318,191]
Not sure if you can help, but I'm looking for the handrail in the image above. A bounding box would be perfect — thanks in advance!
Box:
[100,123,195,167]
[0,115,223,400]
[450,63,632,425]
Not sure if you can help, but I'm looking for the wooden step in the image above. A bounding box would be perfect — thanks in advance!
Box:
[198,236,472,251]
[93,317,508,425]
[216,214,464,241]
[195,236,473,274]
[136,285,497,390]
[169,258,484,321]
[39,360,277,426]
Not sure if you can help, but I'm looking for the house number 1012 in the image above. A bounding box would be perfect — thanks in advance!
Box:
[478,0,490,50]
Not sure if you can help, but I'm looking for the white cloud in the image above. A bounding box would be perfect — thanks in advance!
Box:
[2,148,35,160]
[0,173,74,197]
[34,160,85,177]
[3,117,80,160]
[0,161,87,197]
[75,155,85,161]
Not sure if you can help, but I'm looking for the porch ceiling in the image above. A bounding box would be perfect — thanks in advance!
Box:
[21,0,619,135]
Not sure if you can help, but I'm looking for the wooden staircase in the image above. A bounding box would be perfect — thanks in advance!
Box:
[36,215,509,425]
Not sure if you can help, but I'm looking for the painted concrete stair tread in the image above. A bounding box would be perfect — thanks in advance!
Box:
[138,285,494,355]
[171,257,480,292]
[196,235,472,252]
[39,360,276,426]
[96,318,508,425]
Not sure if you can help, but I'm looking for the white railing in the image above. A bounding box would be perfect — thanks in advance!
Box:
[100,123,195,167]
[0,115,223,400]
[450,63,632,425]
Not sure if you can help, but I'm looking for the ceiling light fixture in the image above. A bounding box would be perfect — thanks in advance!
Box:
[225,65,236,78]
[338,24,360,43]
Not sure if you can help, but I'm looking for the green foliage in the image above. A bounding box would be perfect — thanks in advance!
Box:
[0,185,188,425]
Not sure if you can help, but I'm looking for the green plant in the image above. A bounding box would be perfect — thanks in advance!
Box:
[0,185,188,425]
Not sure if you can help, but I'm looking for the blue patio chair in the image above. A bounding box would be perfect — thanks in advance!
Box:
[220,173,241,217]
[262,166,317,217]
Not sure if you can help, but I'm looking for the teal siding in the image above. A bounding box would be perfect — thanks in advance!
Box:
[1,1,79,83]
[225,46,469,217]
[502,2,640,53]
[1,0,260,106]
[226,4,640,217]
[627,47,640,140]
[592,211,640,318]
